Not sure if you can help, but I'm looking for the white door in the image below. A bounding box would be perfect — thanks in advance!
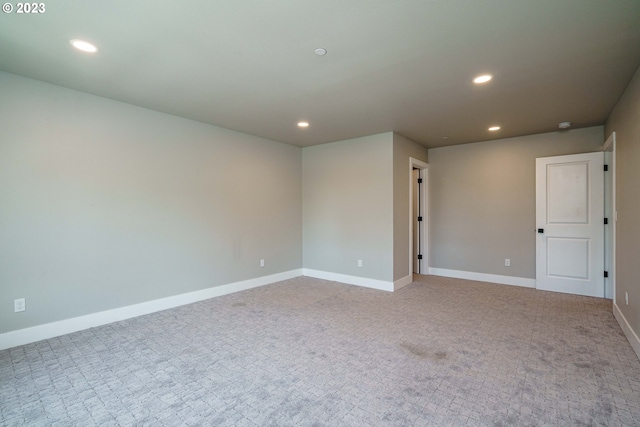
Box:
[536,152,604,297]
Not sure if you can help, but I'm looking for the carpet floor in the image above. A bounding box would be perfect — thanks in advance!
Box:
[1,275,639,426]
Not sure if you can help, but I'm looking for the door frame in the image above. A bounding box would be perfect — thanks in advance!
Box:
[409,158,429,276]
[602,131,616,300]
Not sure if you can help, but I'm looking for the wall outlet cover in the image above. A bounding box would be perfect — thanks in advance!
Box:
[14,298,26,313]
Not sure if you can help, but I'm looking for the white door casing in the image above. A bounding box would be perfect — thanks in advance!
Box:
[536,152,605,297]
[412,169,420,274]
[409,157,429,277]
[602,132,616,300]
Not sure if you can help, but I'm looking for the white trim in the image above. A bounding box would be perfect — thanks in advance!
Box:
[409,157,429,276]
[410,158,429,169]
[613,302,640,361]
[601,131,615,152]
[410,166,417,276]
[394,274,413,291]
[0,269,303,351]
[429,267,536,288]
[602,131,616,300]
[302,268,394,292]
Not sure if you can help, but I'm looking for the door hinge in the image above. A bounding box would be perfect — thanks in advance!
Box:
[417,254,423,260]
[604,218,609,225]
[417,178,423,184]
[604,164,609,172]
[604,271,609,278]
[417,216,423,222]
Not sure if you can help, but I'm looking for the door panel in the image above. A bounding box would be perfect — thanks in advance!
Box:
[536,152,604,297]
[547,162,589,224]
[546,237,589,279]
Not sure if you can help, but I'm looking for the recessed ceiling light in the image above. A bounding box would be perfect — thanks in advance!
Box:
[558,121,571,129]
[488,126,501,131]
[314,48,327,56]
[473,74,493,84]
[298,121,309,128]
[70,39,98,53]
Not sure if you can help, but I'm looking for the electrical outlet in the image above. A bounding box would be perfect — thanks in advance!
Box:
[505,258,511,267]
[14,298,25,313]
[357,259,363,268]
[260,259,265,268]
[625,292,629,306]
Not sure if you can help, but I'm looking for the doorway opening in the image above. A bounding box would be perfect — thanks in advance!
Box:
[410,158,429,277]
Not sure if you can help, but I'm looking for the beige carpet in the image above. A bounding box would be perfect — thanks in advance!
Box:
[1,274,639,426]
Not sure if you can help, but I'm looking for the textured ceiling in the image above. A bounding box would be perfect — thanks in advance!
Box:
[1,0,640,147]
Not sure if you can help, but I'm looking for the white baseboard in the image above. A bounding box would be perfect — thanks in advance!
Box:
[0,269,303,351]
[302,269,394,292]
[613,302,640,361]
[428,267,536,289]
[394,274,413,291]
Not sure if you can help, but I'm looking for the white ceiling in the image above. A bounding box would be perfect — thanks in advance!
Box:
[1,0,640,148]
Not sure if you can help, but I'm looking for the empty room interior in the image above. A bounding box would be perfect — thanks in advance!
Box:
[2,1,640,425]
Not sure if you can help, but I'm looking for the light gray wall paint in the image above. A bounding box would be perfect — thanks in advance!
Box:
[393,133,428,281]
[0,72,302,334]
[605,65,640,341]
[428,127,604,279]
[302,133,394,282]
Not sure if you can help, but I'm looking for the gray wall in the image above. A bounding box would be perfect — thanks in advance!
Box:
[302,133,394,282]
[0,72,302,334]
[393,133,429,281]
[605,65,640,341]
[428,127,604,279]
